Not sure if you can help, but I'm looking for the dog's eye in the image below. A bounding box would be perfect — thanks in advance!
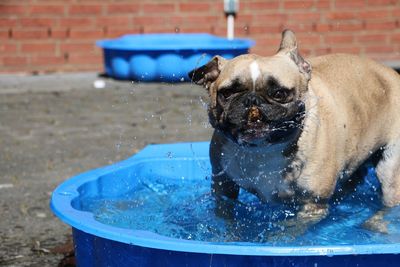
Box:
[221,90,234,99]
[272,89,288,102]
[220,87,244,99]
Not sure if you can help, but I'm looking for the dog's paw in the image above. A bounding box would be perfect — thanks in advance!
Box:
[263,203,329,242]
[297,203,329,222]
[362,210,389,234]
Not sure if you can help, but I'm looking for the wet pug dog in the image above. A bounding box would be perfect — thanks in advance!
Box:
[188,29,400,227]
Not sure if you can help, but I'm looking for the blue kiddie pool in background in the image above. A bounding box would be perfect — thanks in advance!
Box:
[51,142,400,267]
[96,33,254,82]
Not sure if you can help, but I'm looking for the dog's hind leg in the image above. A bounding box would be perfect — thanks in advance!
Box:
[376,142,400,207]
[356,147,389,234]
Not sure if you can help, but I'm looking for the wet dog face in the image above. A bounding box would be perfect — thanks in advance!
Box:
[189,31,311,146]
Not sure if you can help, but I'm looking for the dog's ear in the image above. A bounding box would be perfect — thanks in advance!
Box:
[188,55,227,87]
[278,29,312,79]
[188,56,227,107]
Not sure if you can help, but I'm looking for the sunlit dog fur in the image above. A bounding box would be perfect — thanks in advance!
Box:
[189,30,400,231]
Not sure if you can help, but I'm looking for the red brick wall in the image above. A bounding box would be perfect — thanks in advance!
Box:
[0,0,399,73]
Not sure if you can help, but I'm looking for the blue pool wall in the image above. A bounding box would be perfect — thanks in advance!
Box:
[96,33,255,82]
[73,228,400,267]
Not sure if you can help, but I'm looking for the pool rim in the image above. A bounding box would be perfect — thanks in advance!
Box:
[50,141,400,257]
[96,33,256,51]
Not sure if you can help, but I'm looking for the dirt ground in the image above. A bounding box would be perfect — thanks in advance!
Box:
[0,73,212,266]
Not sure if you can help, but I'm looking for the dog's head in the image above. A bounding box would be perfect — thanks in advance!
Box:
[189,30,311,146]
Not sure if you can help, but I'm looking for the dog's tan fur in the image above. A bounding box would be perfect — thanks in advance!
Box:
[297,54,400,206]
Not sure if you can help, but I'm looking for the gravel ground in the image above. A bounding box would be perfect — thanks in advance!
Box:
[0,73,212,266]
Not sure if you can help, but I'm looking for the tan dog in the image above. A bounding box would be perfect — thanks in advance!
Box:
[189,30,400,226]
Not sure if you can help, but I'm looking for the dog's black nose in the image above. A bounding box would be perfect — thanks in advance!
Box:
[245,92,262,107]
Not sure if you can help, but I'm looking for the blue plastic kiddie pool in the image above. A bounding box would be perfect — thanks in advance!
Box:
[51,142,400,267]
[96,34,254,82]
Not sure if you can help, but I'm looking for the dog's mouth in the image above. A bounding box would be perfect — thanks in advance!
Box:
[237,121,297,146]
[233,108,305,147]
[238,121,271,145]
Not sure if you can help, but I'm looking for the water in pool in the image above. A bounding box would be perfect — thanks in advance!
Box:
[78,168,400,245]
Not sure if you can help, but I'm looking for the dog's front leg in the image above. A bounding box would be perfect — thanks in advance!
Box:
[209,131,241,219]
[270,159,332,239]
[211,172,239,220]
